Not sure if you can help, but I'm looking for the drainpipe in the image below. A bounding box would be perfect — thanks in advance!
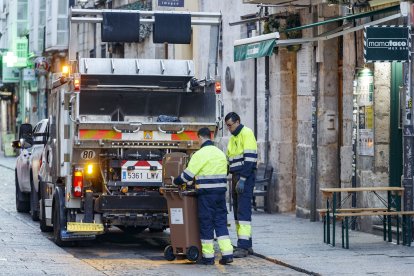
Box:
[310,5,318,222]
[254,58,258,138]
[264,7,270,166]
[402,1,414,246]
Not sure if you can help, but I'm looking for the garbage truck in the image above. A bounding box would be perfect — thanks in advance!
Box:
[29,8,223,246]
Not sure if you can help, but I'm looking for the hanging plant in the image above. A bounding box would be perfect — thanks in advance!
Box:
[285,13,302,52]
[263,15,281,54]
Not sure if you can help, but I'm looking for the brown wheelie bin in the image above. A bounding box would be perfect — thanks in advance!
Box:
[162,187,201,262]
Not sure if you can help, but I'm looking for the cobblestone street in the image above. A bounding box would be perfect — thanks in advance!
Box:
[0,160,300,276]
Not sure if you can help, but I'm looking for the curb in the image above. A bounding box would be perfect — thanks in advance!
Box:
[0,163,14,171]
[253,252,321,276]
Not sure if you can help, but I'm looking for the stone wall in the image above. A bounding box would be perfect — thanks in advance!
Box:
[295,9,315,218]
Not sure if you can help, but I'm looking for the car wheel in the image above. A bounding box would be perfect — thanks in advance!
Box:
[30,172,39,221]
[39,181,52,232]
[15,170,30,213]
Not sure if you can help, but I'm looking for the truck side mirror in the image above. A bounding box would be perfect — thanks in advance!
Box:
[18,123,33,146]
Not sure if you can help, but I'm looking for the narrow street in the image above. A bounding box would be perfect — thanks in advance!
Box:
[0,161,302,276]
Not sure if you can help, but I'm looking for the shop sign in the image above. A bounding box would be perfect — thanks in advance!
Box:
[359,129,374,156]
[158,0,184,7]
[0,90,12,100]
[234,39,276,62]
[297,44,312,96]
[356,68,374,106]
[2,63,20,83]
[364,26,411,62]
[23,68,35,81]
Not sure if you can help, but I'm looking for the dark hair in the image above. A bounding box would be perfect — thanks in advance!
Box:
[197,127,211,139]
[225,112,240,123]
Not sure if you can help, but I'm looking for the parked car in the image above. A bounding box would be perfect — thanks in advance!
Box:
[13,119,48,221]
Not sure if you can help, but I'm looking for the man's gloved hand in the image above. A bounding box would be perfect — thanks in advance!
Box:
[236,178,245,193]
[172,176,180,186]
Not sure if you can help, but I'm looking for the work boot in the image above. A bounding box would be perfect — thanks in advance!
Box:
[233,246,254,255]
[196,258,215,265]
[219,257,233,265]
[233,248,248,258]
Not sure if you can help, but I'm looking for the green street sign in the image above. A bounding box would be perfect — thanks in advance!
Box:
[364,26,411,63]
[234,38,276,62]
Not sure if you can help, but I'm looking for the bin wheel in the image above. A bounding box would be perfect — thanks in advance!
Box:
[186,246,200,262]
[164,245,176,261]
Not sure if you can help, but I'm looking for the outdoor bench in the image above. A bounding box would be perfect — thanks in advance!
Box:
[336,210,414,249]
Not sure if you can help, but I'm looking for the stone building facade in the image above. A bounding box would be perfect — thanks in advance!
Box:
[46,0,404,229]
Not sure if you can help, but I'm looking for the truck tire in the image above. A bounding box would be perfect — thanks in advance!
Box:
[15,170,30,213]
[30,172,39,221]
[53,197,70,247]
[118,226,147,235]
[149,227,164,233]
[39,181,52,232]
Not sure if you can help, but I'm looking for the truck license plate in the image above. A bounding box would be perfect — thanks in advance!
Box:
[121,160,162,183]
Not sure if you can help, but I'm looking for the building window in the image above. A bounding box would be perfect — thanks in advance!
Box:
[16,41,27,58]
[101,44,106,58]
[17,0,28,20]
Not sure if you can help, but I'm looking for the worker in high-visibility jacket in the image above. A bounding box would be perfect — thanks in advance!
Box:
[174,127,233,265]
[225,112,258,258]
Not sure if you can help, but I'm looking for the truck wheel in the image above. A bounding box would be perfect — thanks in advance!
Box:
[149,227,164,233]
[186,246,200,262]
[53,199,70,247]
[15,170,30,213]
[164,245,176,261]
[30,173,39,221]
[39,181,52,232]
[118,226,147,235]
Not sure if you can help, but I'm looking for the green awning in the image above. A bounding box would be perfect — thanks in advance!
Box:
[285,4,400,33]
[233,32,279,62]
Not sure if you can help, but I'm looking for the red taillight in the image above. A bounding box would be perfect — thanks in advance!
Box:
[74,78,80,91]
[73,170,83,197]
[39,158,42,169]
[215,81,221,94]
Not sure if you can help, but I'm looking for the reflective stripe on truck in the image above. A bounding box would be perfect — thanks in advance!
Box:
[79,130,200,141]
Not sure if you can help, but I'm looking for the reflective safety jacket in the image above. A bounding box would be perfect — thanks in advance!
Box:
[174,140,228,194]
[226,124,257,180]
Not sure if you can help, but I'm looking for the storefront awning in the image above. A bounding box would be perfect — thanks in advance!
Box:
[234,33,279,62]
[277,12,401,47]
[232,3,404,61]
[284,4,400,33]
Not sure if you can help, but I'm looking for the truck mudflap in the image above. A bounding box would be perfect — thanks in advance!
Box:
[94,193,167,213]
